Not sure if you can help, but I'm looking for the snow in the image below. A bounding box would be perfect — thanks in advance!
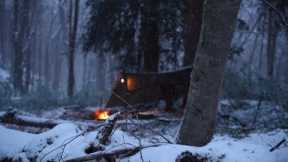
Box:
[0,122,287,162]
[122,131,288,162]
[0,100,287,161]
[0,125,35,158]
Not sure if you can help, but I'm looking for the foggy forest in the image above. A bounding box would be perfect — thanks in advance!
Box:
[0,0,288,162]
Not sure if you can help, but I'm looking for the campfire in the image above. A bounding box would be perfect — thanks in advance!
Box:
[94,108,110,120]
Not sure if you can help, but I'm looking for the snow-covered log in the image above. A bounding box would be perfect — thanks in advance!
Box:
[0,110,103,131]
[65,146,141,162]
[0,110,58,129]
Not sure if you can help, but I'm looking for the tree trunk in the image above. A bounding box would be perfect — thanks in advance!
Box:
[140,0,160,72]
[0,0,5,65]
[67,0,79,97]
[266,8,278,79]
[177,0,241,146]
[22,0,37,94]
[11,0,36,95]
[12,0,24,95]
[183,0,204,66]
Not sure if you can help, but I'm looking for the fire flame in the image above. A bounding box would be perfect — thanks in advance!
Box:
[95,108,110,120]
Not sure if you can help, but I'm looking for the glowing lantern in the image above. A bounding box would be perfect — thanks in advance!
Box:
[120,78,125,84]
[95,108,110,120]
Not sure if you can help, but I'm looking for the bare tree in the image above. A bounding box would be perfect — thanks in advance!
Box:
[67,0,80,97]
[0,0,5,65]
[177,0,241,146]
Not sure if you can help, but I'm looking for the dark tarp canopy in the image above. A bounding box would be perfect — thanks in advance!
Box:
[106,66,192,110]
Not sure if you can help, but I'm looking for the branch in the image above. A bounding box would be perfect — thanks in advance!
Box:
[96,112,121,145]
[65,144,160,162]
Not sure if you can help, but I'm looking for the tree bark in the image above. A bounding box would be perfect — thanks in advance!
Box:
[177,0,241,146]
[67,0,79,97]
[183,0,204,66]
[140,0,160,72]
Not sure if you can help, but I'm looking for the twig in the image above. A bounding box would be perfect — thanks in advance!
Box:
[39,131,87,162]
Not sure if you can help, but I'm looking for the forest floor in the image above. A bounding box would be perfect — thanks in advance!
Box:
[0,100,288,162]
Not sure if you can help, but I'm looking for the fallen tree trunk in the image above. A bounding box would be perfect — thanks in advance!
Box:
[0,110,103,130]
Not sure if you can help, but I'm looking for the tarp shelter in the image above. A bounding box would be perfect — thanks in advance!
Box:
[106,67,192,110]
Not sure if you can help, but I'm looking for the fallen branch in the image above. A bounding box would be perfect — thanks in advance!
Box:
[270,139,286,152]
[65,145,159,162]
[96,112,121,145]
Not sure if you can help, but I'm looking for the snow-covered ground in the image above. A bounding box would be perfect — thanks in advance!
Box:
[0,100,287,162]
[0,122,287,162]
